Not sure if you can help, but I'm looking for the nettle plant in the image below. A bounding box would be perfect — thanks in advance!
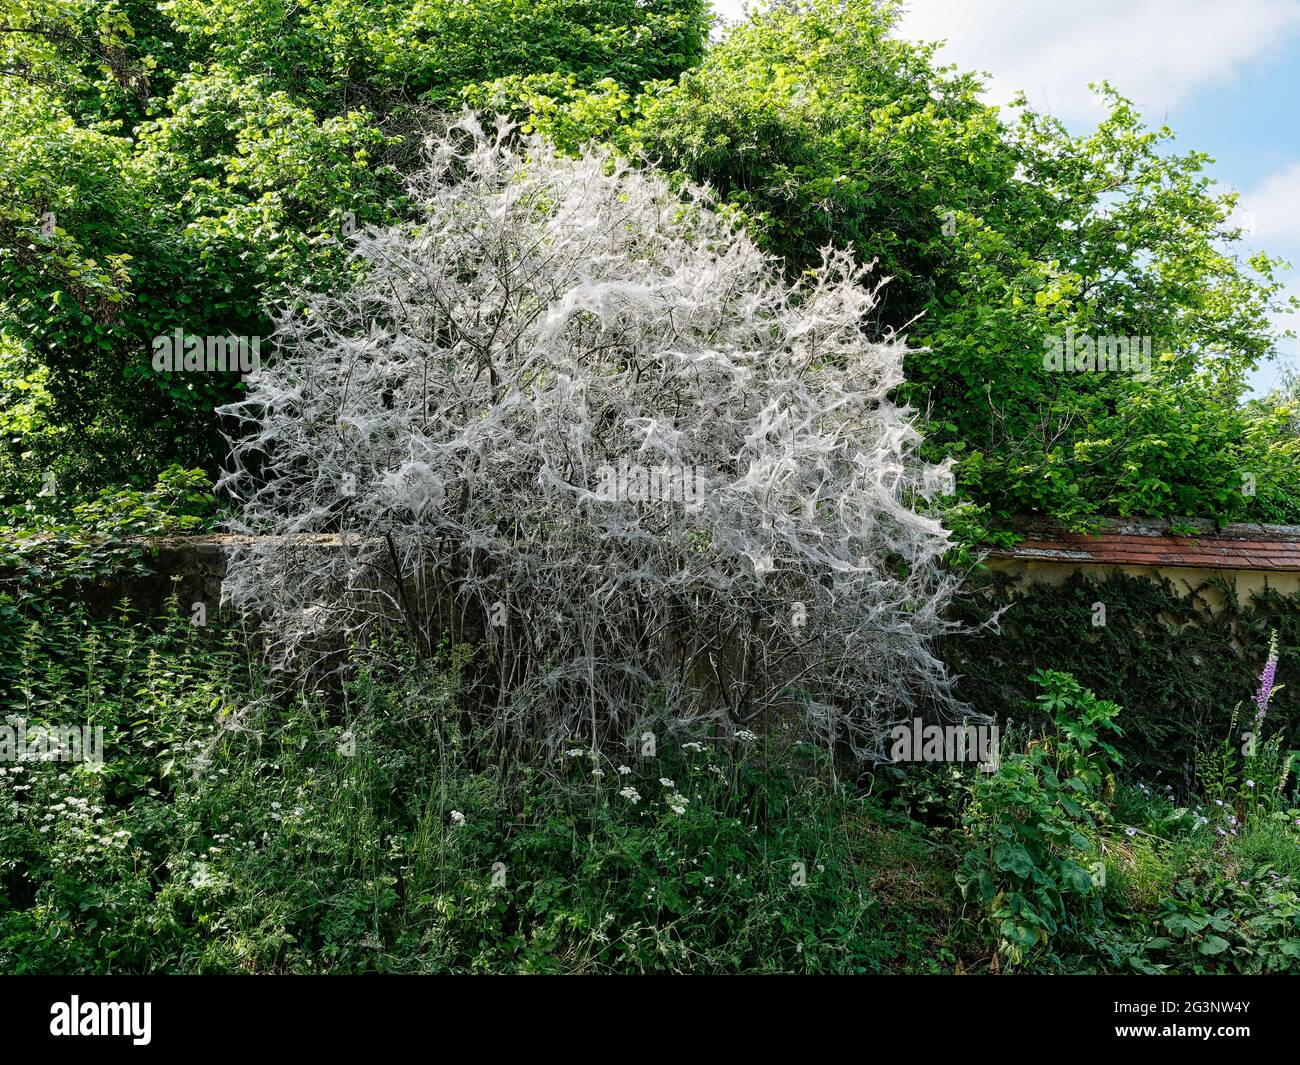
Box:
[218,115,965,757]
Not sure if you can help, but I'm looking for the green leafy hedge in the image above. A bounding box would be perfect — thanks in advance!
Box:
[944,568,1300,784]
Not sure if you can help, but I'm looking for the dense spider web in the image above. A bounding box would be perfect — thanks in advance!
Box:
[218,114,968,759]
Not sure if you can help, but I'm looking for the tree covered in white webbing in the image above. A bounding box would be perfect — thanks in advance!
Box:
[218,114,968,759]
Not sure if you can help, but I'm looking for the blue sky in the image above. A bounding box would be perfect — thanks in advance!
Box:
[711,0,1300,396]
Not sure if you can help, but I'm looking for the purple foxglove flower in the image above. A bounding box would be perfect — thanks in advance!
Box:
[1253,631,1280,731]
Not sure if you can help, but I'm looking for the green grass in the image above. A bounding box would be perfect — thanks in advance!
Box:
[2,591,1297,974]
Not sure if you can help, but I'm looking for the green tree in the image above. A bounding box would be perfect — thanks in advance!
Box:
[505,0,1300,535]
[0,0,712,499]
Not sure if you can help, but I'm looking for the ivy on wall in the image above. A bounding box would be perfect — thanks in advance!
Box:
[943,569,1300,786]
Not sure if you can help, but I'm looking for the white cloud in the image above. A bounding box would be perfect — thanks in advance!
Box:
[711,1,1300,124]
[1242,162,1300,244]
[711,0,751,23]
[902,0,1300,121]
[1247,278,1300,396]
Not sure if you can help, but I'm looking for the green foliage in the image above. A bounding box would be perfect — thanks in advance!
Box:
[4,592,1298,974]
[944,569,1300,781]
[956,672,1117,968]
[1144,863,1300,974]
[0,465,215,696]
[160,0,710,110]
[1031,669,1124,792]
[946,676,1300,972]
[512,0,1300,535]
[0,464,215,598]
[0,604,955,973]
[950,663,1300,973]
[0,0,712,496]
[421,746,880,974]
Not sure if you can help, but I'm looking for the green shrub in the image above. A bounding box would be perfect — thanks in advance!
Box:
[955,671,1122,968]
[0,601,948,973]
[1143,864,1300,974]
[6,589,1297,975]
[945,569,1300,783]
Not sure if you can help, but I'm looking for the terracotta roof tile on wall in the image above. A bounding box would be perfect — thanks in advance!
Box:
[986,518,1300,572]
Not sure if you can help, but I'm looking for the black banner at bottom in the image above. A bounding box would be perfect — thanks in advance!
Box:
[0,974,1289,1051]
